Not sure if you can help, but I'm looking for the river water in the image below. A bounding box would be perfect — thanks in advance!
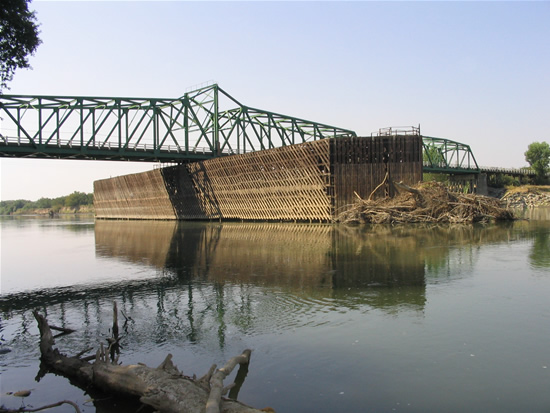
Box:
[1,211,550,412]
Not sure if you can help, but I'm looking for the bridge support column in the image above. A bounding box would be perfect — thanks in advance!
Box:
[447,174,485,195]
[476,173,488,196]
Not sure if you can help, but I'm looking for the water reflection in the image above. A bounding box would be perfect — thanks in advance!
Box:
[529,224,550,269]
[515,206,550,221]
[3,221,549,314]
[99,221,428,306]
[2,220,550,353]
[2,218,550,412]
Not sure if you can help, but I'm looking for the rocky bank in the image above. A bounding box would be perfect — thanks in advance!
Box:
[500,186,550,208]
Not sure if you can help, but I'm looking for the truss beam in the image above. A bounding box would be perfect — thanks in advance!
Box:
[422,135,480,174]
[0,85,356,162]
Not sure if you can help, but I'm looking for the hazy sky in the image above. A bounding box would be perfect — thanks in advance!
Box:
[1,1,549,201]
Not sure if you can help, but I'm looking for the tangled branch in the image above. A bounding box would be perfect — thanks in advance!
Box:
[336,181,515,225]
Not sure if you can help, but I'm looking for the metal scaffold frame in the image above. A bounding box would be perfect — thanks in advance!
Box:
[0,84,356,162]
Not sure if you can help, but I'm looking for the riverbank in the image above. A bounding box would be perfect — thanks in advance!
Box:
[1,205,94,216]
[500,185,550,208]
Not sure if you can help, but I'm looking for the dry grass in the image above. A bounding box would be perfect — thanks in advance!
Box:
[503,185,550,195]
[336,181,515,225]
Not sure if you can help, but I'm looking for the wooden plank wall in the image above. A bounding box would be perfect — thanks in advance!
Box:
[94,169,177,219]
[332,135,422,213]
[186,139,333,222]
[94,135,422,221]
[160,165,219,219]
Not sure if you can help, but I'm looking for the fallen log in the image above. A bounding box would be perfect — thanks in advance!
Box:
[32,308,270,413]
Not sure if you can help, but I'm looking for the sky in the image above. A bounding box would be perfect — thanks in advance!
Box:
[1,1,549,201]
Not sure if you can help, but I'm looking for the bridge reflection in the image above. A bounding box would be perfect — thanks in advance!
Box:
[3,222,539,313]
[101,222,428,303]
[2,221,546,353]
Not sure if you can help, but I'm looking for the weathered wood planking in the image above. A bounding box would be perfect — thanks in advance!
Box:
[94,135,422,221]
[94,169,176,219]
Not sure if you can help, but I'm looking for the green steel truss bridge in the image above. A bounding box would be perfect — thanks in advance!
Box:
[0,84,482,174]
[422,135,479,174]
[0,84,355,162]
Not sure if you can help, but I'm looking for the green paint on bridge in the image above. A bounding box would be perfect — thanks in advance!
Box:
[0,84,514,176]
[0,84,355,163]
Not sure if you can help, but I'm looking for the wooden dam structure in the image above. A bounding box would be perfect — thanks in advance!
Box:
[94,135,423,222]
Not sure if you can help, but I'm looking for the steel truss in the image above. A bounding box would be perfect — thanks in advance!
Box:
[0,84,356,162]
[422,136,480,174]
[375,126,480,174]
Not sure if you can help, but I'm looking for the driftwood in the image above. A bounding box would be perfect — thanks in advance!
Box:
[206,349,252,413]
[32,305,270,413]
[0,400,82,413]
[368,171,389,200]
[337,181,516,225]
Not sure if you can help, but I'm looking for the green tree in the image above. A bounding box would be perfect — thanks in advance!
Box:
[0,199,27,214]
[423,145,449,183]
[524,141,550,183]
[35,197,52,208]
[65,191,89,208]
[423,145,446,168]
[0,0,41,91]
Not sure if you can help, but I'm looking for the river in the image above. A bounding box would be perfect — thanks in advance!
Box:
[1,211,550,412]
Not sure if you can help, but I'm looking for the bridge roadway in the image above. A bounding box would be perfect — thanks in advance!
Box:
[0,132,534,179]
[0,134,233,162]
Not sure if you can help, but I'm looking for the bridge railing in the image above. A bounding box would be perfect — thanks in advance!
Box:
[422,160,479,172]
[479,166,535,176]
[373,125,421,136]
[0,134,248,160]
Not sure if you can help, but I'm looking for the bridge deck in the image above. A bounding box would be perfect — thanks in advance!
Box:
[0,135,226,162]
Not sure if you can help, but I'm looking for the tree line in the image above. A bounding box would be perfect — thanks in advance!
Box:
[0,191,93,215]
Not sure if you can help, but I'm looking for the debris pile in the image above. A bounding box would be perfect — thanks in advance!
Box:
[336,181,515,225]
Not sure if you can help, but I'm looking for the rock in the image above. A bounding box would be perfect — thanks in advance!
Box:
[501,187,550,208]
[13,390,32,397]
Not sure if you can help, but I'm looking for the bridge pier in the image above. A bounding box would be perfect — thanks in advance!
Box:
[447,173,488,195]
[476,173,488,196]
[94,135,423,222]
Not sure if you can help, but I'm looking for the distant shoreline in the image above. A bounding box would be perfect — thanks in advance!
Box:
[1,205,94,216]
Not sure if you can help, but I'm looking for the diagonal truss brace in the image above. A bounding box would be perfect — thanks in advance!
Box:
[422,136,480,173]
[0,84,357,162]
